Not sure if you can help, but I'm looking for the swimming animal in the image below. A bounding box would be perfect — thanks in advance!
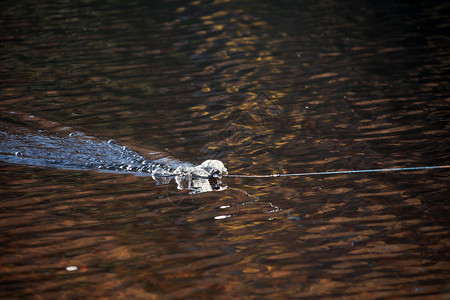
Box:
[0,112,227,193]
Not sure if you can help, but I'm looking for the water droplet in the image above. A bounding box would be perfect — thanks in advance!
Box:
[66,266,78,271]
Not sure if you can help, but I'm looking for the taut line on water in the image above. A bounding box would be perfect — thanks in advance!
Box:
[224,165,450,178]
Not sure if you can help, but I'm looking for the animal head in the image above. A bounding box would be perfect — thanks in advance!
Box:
[199,160,228,177]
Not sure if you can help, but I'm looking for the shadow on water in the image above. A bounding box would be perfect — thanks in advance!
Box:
[1,0,449,298]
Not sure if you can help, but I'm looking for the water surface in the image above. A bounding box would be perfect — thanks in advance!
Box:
[1,0,449,298]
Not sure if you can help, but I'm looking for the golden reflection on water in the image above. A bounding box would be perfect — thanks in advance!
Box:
[1,0,450,299]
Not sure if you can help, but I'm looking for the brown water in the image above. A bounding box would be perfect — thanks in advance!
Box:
[1,0,450,298]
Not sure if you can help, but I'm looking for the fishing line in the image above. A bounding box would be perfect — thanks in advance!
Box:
[224,165,450,178]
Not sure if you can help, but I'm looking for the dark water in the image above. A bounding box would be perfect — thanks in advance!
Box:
[1,0,450,298]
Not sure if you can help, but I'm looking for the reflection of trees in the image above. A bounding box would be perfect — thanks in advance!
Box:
[2,0,299,166]
[174,3,298,173]
[2,0,449,173]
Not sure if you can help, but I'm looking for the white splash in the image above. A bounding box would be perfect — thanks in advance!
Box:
[214,215,232,220]
[66,266,78,271]
[174,159,228,178]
